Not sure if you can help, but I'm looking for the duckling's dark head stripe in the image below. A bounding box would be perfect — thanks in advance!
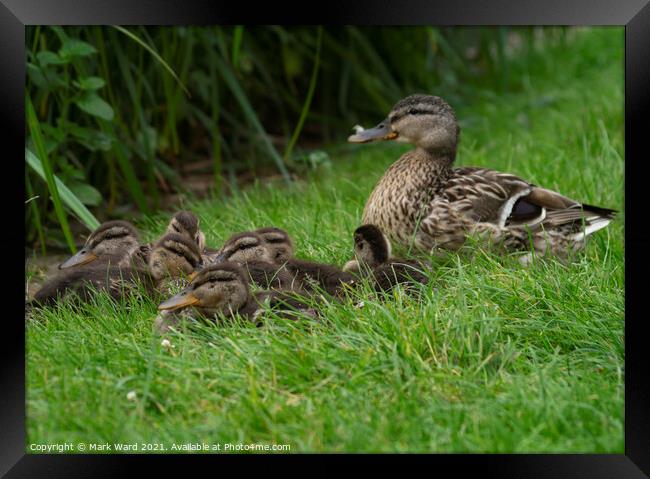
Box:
[256,227,290,242]
[88,220,139,247]
[354,224,389,263]
[260,233,290,244]
[171,211,199,233]
[156,233,201,267]
[222,232,262,249]
[192,262,248,288]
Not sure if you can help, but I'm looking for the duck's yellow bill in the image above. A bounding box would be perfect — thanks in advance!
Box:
[158,291,200,311]
[59,249,98,269]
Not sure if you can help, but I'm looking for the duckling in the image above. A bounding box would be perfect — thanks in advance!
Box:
[32,258,155,307]
[59,212,208,271]
[255,231,356,296]
[148,233,204,295]
[216,231,355,296]
[255,227,294,262]
[213,231,303,291]
[59,220,145,270]
[343,224,429,293]
[31,233,203,307]
[280,257,356,297]
[154,262,315,333]
[349,94,617,262]
[166,210,207,253]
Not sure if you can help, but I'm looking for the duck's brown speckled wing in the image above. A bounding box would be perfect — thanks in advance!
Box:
[443,167,533,224]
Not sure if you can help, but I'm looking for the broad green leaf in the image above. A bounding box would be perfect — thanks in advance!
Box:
[25,148,100,230]
[69,181,103,206]
[36,50,68,66]
[62,121,113,151]
[27,62,66,90]
[73,76,106,90]
[27,63,47,88]
[59,39,97,59]
[75,92,114,120]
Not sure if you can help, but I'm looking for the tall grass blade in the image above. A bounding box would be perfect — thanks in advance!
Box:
[110,29,159,208]
[26,96,77,252]
[284,27,323,162]
[112,25,190,98]
[213,53,292,184]
[25,148,101,232]
[101,122,151,214]
[25,171,47,255]
[231,26,244,70]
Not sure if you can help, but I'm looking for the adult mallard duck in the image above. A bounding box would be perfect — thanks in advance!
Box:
[349,94,617,262]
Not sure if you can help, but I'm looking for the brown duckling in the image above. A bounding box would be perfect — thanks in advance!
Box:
[280,257,356,297]
[32,259,154,307]
[32,233,204,307]
[59,220,145,270]
[254,230,356,296]
[166,210,207,253]
[216,231,355,296]
[254,227,295,262]
[213,231,303,291]
[148,232,204,295]
[154,262,315,333]
[344,224,429,293]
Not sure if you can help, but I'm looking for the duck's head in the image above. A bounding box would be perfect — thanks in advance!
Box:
[157,262,249,316]
[255,227,294,263]
[348,94,459,155]
[59,220,140,269]
[148,233,203,282]
[213,231,273,264]
[166,210,206,252]
[353,224,392,268]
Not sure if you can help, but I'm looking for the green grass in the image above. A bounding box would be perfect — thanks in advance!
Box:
[26,27,624,453]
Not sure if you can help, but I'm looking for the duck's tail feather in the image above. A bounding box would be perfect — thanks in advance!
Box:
[580,203,617,220]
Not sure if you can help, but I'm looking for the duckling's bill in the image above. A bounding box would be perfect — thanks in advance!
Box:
[59,248,98,269]
[158,290,201,311]
[348,120,398,143]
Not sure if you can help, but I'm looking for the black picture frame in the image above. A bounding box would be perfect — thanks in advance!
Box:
[4,0,649,476]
